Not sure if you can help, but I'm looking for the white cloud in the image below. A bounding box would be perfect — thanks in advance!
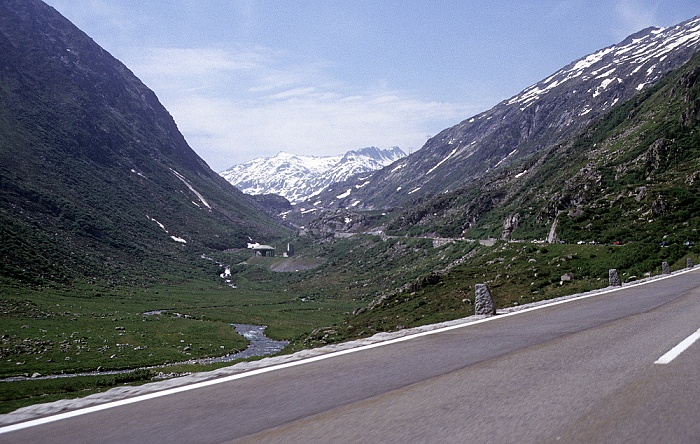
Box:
[134,47,267,77]
[124,46,480,171]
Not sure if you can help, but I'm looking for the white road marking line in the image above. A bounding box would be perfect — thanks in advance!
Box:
[655,328,700,364]
[1,266,698,435]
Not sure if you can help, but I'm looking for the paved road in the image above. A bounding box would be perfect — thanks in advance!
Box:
[2,269,700,443]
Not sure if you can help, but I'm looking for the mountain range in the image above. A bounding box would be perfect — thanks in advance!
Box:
[300,16,700,214]
[3,0,698,291]
[0,0,288,285]
[220,147,406,204]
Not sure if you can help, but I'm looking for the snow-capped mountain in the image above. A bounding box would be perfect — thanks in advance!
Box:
[220,147,406,204]
[306,15,700,211]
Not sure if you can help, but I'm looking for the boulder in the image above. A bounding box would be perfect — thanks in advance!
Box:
[687,257,695,268]
[474,284,496,316]
[560,273,574,283]
[662,262,671,274]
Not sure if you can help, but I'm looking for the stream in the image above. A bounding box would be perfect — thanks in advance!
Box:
[196,324,289,364]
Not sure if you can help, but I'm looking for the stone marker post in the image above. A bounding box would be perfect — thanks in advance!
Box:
[609,269,621,287]
[687,257,694,268]
[662,262,671,274]
[474,283,496,316]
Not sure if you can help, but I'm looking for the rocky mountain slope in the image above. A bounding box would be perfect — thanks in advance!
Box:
[220,146,405,204]
[0,0,289,285]
[387,50,700,245]
[305,16,700,212]
[340,49,700,340]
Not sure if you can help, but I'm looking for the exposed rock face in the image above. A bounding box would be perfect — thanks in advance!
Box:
[304,209,374,234]
[609,269,622,287]
[502,213,520,240]
[646,139,671,173]
[249,194,293,217]
[474,284,496,316]
[547,218,559,244]
[652,195,669,215]
[634,187,648,202]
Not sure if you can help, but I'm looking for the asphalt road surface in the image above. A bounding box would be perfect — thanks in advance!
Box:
[2,268,700,443]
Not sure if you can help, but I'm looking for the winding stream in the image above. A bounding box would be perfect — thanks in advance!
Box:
[195,324,289,364]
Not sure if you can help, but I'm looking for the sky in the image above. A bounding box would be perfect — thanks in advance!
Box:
[43,1,699,172]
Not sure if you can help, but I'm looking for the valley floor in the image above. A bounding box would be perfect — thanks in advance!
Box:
[2,265,693,426]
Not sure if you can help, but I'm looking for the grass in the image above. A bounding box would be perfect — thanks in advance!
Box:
[0,235,466,374]
[1,233,697,414]
[0,369,158,414]
[0,362,249,414]
[343,241,698,339]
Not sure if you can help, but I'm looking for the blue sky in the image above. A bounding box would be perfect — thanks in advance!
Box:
[43,1,698,171]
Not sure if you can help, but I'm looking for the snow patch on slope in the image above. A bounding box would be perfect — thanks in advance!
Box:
[171,169,211,209]
[506,17,700,109]
[147,215,187,243]
[427,147,459,175]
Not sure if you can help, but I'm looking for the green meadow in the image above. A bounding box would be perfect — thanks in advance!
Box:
[1,233,696,413]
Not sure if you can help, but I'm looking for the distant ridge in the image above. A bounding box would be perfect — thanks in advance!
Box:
[221,146,406,204]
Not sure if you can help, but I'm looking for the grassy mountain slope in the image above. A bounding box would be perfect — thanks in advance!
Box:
[0,0,289,286]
